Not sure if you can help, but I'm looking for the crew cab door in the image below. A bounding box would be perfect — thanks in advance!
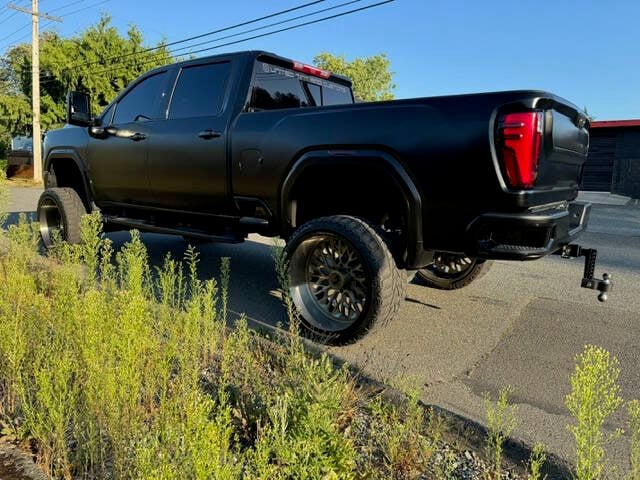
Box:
[147,60,233,213]
[87,70,171,205]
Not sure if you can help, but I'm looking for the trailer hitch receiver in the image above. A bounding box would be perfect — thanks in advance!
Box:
[557,244,613,302]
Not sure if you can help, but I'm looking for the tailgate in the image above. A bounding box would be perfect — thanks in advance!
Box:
[535,103,589,188]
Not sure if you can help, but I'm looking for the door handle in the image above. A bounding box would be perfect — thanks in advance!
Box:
[198,129,222,140]
[128,132,147,141]
[100,127,146,141]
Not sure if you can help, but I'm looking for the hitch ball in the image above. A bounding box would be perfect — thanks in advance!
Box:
[597,273,612,303]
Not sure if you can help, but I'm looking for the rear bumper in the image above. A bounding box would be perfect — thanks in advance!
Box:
[466,201,591,260]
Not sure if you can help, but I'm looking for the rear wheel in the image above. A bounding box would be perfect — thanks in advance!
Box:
[285,215,405,345]
[414,253,492,290]
[37,187,87,247]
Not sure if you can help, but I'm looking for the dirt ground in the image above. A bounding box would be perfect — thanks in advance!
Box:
[0,441,48,480]
[5,165,34,181]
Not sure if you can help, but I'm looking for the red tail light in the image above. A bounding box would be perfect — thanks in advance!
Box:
[499,111,543,189]
[292,61,331,79]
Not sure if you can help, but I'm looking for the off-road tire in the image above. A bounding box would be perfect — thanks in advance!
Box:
[414,255,492,290]
[285,215,405,345]
[37,187,87,248]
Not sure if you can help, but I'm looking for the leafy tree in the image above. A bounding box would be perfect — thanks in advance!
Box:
[0,51,31,154]
[313,52,395,102]
[0,15,172,136]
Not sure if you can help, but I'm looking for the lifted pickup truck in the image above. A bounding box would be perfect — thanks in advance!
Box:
[39,50,611,343]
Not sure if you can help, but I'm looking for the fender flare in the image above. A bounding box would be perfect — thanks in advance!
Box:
[45,149,93,207]
[280,149,425,266]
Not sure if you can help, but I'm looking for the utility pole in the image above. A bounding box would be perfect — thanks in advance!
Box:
[7,2,61,183]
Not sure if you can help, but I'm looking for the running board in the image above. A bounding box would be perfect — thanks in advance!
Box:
[103,216,244,243]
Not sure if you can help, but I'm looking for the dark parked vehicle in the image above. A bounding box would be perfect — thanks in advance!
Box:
[6,135,33,177]
[38,50,612,343]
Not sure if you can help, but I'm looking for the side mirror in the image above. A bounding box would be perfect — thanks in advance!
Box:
[67,91,92,127]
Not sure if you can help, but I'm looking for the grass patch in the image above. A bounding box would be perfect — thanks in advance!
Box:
[0,205,454,479]
[6,174,638,479]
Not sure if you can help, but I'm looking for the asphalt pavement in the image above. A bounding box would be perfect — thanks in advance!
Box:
[6,186,640,474]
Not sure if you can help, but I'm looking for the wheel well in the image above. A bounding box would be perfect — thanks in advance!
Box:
[48,159,90,210]
[287,163,409,264]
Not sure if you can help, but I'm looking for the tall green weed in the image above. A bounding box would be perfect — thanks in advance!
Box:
[566,345,623,480]
[484,387,518,479]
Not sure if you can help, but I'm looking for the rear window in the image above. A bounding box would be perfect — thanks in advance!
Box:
[249,61,352,111]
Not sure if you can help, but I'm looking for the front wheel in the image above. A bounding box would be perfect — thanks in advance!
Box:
[414,253,492,290]
[37,187,87,248]
[285,215,405,345]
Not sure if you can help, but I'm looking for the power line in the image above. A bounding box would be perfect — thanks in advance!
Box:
[40,0,360,80]
[0,9,21,26]
[159,0,362,59]
[190,0,390,52]
[165,0,395,61]
[31,0,344,82]
[49,0,326,74]
[1,0,108,51]
[54,0,108,17]
[48,0,86,14]
[42,0,394,85]
[0,22,31,44]
[0,0,28,22]
[42,0,361,78]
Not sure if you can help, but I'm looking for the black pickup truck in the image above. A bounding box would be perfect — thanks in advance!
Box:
[39,50,611,343]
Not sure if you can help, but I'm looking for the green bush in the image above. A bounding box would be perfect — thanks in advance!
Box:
[0,133,8,160]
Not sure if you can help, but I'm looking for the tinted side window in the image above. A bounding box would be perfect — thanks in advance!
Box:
[321,83,353,106]
[250,61,353,111]
[250,62,311,110]
[99,103,115,125]
[169,62,231,119]
[113,71,168,124]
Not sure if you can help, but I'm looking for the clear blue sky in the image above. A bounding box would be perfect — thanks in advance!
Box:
[1,0,639,119]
